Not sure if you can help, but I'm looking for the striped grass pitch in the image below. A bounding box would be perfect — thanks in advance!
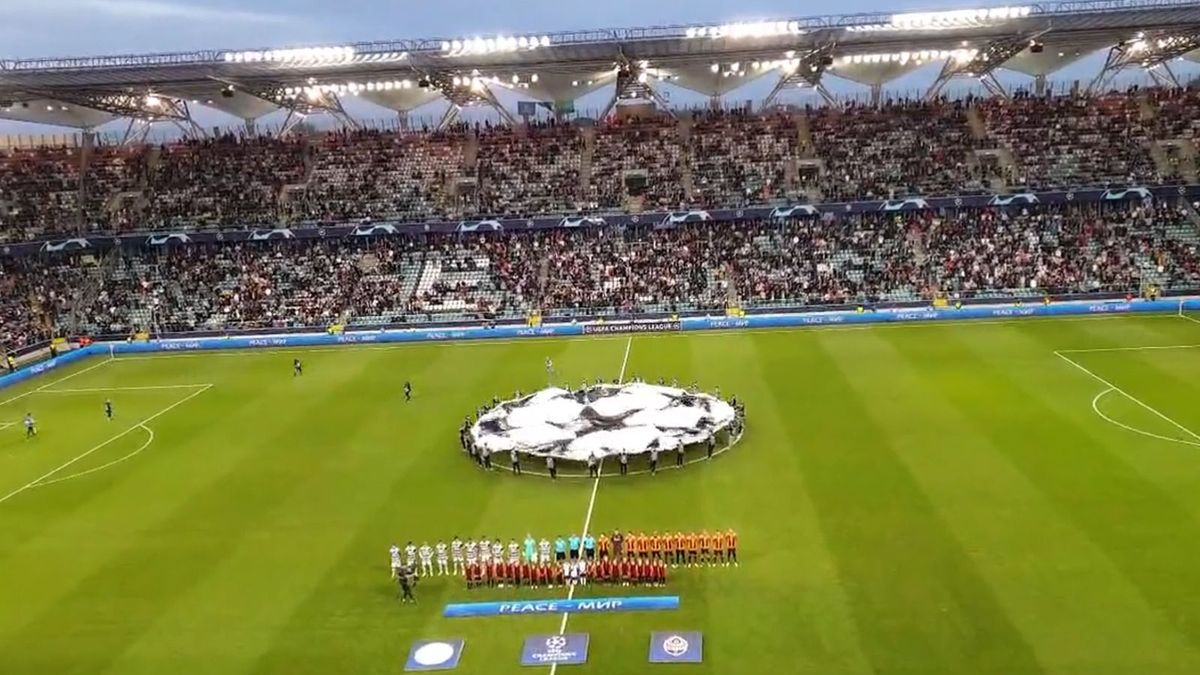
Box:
[0,312,1199,674]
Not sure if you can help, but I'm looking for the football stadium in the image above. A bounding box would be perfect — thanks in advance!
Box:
[3,1,1200,673]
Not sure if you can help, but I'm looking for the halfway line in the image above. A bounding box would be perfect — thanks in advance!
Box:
[549,335,632,674]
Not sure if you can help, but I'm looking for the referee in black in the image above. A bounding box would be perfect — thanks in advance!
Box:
[397,567,416,603]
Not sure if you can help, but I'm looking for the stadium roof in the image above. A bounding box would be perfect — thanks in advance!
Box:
[0,0,1199,130]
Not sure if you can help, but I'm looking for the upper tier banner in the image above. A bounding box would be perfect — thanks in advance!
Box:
[5,185,1198,258]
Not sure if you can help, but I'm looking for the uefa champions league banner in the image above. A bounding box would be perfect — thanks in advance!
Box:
[0,297,1198,392]
[5,184,1199,258]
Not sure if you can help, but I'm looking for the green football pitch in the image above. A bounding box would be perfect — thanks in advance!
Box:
[3,312,1200,675]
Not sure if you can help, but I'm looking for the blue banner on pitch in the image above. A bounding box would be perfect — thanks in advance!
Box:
[649,631,703,663]
[521,633,589,666]
[405,639,464,671]
[443,595,679,618]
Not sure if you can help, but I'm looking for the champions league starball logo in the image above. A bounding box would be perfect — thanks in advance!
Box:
[662,634,689,657]
[544,635,568,652]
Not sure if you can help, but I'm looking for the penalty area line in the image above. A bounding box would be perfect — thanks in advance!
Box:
[0,384,213,506]
[1054,351,1200,445]
[38,383,214,394]
[549,336,631,674]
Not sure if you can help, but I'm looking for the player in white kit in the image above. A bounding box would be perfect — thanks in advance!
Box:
[538,538,551,564]
[507,539,520,564]
[389,544,402,578]
[491,539,503,562]
[418,542,434,577]
[479,538,492,564]
[404,542,417,569]
[435,541,450,576]
[451,537,465,575]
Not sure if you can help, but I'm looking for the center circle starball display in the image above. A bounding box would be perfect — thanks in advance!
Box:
[465,381,744,476]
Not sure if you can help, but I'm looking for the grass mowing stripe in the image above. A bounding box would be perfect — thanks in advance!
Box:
[0,357,383,674]
[886,327,1200,673]
[780,331,1044,675]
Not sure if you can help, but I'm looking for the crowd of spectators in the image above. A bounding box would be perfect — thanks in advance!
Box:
[689,107,798,207]
[2,199,1195,347]
[295,128,462,224]
[807,97,985,202]
[979,90,1158,190]
[588,116,687,210]
[4,87,1200,242]
[472,120,583,217]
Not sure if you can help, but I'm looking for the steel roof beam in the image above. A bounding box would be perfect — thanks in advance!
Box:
[1088,28,1200,91]
[763,44,836,108]
[926,31,1049,99]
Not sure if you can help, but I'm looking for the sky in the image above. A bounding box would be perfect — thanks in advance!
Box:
[0,0,1192,136]
[0,0,975,57]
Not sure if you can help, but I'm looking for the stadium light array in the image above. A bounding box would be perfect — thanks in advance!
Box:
[441,35,550,56]
[848,6,1031,32]
[223,46,357,64]
[835,49,978,66]
[685,21,803,39]
[281,78,418,100]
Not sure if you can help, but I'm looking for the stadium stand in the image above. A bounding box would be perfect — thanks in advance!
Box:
[4,87,1200,242]
[3,198,1193,340]
[3,81,1200,348]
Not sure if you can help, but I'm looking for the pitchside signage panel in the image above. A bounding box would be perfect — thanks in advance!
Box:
[443,595,680,618]
[404,639,465,671]
[648,631,704,663]
[520,633,590,666]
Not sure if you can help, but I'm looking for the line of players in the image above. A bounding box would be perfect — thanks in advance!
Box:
[389,529,738,581]
[467,553,665,588]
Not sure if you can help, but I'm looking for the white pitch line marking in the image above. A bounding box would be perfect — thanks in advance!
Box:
[30,424,156,488]
[1058,344,1200,354]
[1055,351,1200,445]
[1091,388,1200,448]
[548,336,631,675]
[0,355,115,408]
[39,384,213,394]
[1181,313,1200,326]
[0,384,213,506]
